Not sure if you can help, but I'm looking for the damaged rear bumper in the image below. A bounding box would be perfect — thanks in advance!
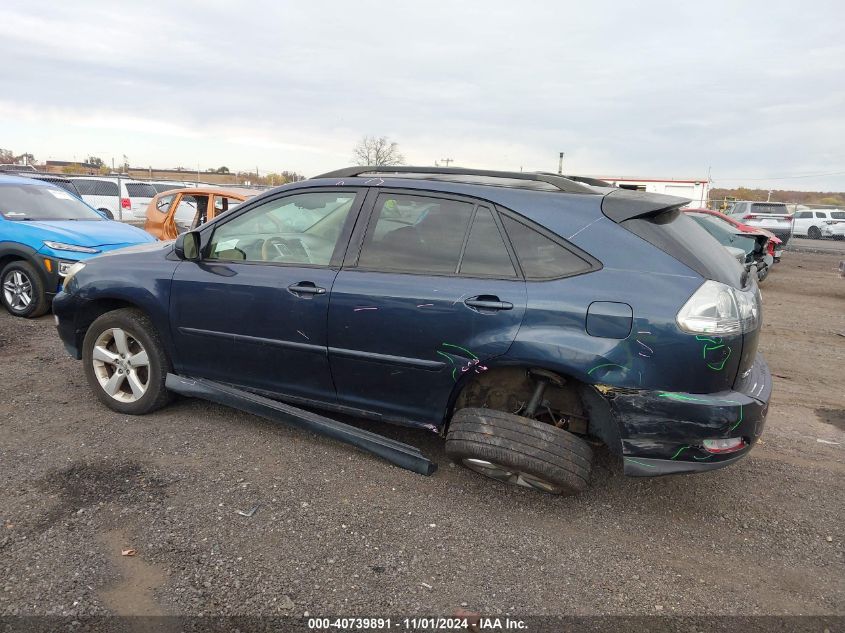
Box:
[601,353,772,477]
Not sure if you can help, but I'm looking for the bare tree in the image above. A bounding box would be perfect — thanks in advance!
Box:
[352,136,405,167]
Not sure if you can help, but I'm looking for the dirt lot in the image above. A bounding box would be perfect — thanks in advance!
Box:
[0,250,843,620]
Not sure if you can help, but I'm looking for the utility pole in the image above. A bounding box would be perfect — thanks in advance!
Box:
[558,152,564,175]
[440,158,453,167]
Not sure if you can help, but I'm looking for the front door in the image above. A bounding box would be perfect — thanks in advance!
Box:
[170,189,364,403]
[327,191,527,426]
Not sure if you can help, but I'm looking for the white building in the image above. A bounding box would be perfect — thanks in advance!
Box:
[595,177,709,208]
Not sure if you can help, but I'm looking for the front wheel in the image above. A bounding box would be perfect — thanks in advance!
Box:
[1,261,49,318]
[82,308,172,414]
[446,408,593,495]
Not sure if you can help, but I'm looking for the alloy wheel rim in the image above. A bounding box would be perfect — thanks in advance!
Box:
[91,328,150,403]
[461,458,562,493]
[2,270,34,312]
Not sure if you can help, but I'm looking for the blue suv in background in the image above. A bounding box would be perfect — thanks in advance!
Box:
[0,175,154,317]
[52,167,772,495]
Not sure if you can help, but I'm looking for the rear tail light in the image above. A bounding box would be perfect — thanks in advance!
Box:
[742,214,756,220]
[121,197,131,209]
[676,280,761,334]
[767,241,775,256]
[784,215,793,221]
[703,437,746,454]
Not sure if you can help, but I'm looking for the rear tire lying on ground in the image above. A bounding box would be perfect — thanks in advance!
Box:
[82,308,172,415]
[445,407,593,495]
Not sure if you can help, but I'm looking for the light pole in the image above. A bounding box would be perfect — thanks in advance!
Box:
[558,152,564,175]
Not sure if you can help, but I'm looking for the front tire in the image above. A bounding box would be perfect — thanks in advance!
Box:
[446,408,593,495]
[82,308,172,414]
[1,261,49,318]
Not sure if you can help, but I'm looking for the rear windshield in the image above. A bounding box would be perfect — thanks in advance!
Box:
[623,209,743,288]
[0,185,103,221]
[750,203,789,215]
[125,183,157,198]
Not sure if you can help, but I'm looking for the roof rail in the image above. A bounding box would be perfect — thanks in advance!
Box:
[313,166,598,194]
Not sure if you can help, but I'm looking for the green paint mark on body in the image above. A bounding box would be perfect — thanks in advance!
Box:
[441,342,478,360]
[588,363,626,376]
[670,445,691,460]
[625,458,657,468]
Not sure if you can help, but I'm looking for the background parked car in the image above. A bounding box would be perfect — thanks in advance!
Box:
[689,208,782,261]
[144,187,257,240]
[726,201,793,245]
[686,210,773,281]
[685,209,778,281]
[0,175,154,317]
[69,176,158,221]
[792,208,845,240]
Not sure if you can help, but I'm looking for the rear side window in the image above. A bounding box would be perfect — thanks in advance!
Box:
[815,211,827,219]
[459,207,517,278]
[358,194,474,274]
[74,179,118,196]
[501,215,592,279]
[795,211,811,219]
[125,183,157,198]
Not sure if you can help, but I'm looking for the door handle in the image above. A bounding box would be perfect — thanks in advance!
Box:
[288,282,327,296]
[464,296,513,311]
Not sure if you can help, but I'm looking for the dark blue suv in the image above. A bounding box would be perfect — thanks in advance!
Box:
[53,167,771,495]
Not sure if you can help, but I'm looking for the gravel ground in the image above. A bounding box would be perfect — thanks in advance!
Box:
[0,250,843,619]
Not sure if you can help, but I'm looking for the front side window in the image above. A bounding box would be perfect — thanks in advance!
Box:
[832,212,845,220]
[501,215,592,279]
[358,194,474,273]
[173,195,208,233]
[208,191,356,266]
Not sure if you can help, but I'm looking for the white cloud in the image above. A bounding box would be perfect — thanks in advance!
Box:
[0,0,843,189]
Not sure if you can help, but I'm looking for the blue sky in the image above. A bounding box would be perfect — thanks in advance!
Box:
[1,0,843,190]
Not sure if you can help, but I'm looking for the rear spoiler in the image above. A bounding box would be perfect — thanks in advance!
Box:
[601,189,691,223]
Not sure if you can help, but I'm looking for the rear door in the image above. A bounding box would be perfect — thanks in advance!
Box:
[327,190,526,426]
[169,188,364,403]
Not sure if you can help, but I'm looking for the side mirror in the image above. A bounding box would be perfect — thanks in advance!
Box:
[174,231,201,261]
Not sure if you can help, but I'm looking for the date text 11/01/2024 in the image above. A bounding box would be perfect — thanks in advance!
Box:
[307,616,528,630]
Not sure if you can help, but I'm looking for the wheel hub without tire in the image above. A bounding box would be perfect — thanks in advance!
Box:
[2,271,33,312]
[91,327,150,403]
[461,458,563,494]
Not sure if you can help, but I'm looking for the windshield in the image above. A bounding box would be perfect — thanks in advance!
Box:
[0,184,103,221]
